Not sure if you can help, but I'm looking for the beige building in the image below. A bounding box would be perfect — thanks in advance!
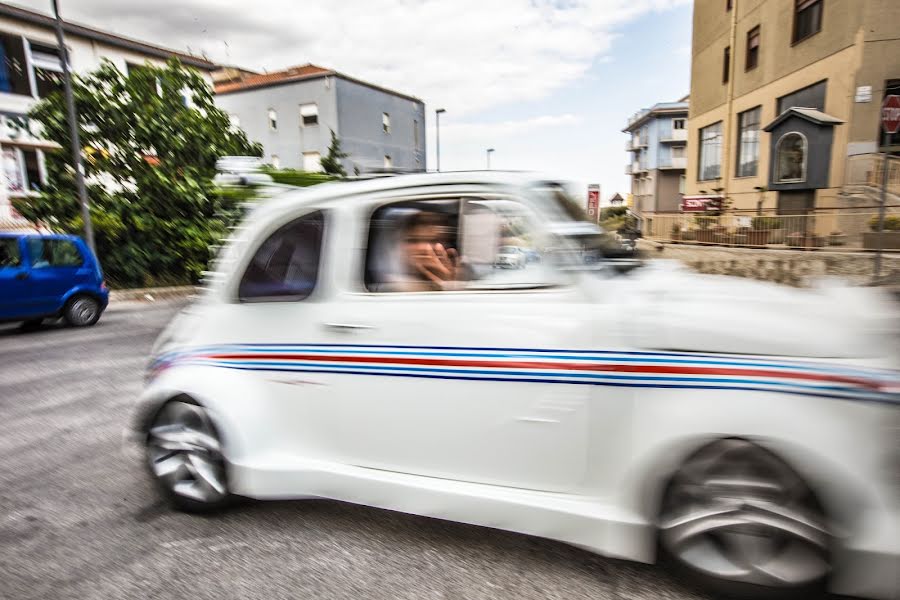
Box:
[686,0,900,213]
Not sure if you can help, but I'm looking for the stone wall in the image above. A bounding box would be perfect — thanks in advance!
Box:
[637,240,900,287]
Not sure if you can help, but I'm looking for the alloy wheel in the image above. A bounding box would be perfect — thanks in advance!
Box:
[659,439,830,590]
[147,400,227,504]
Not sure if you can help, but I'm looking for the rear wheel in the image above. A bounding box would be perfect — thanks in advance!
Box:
[146,399,231,512]
[658,439,830,599]
[63,295,101,327]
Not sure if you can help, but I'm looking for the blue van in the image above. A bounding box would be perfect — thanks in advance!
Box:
[0,233,109,327]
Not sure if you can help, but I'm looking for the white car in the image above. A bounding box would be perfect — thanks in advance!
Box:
[129,172,899,600]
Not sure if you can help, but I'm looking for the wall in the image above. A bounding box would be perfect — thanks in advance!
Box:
[637,240,900,287]
[213,77,337,170]
[335,77,425,173]
[655,170,683,212]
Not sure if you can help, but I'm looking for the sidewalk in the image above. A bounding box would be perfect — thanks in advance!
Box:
[109,285,196,303]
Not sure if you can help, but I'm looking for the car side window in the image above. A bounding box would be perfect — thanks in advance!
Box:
[27,239,83,268]
[238,211,324,302]
[0,238,20,268]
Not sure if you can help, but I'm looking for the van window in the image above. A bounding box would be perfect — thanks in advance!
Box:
[0,238,20,267]
[27,238,83,268]
[238,211,324,301]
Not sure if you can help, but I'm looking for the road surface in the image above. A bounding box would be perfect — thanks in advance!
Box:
[0,300,716,600]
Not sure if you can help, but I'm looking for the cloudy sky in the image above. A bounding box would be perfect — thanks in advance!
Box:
[18,0,692,201]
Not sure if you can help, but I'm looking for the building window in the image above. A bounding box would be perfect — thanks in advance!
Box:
[745,26,760,71]
[726,0,733,10]
[268,108,277,131]
[300,103,318,126]
[777,80,827,113]
[722,46,730,84]
[698,122,723,181]
[775,132,807,183]
[0,33,31,95]
[382,112,391,134]
[384,155,392,169]
[271,155,280,169]
[736,106,761,177]
[302,151,321,172]
[28,41,64,99]
[3,147,43,193]
[673,118,686,130]
[793,0,823,44]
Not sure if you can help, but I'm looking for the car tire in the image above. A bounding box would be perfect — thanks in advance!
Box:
[145,398,232,513]
[658,439,830,600]
[63,295,101,327]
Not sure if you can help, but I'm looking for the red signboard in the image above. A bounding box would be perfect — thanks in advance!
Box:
[681,195,723,212]
[882,95,900,135]
[586,184,600,222]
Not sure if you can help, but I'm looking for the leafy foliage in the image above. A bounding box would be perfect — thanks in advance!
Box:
[750,216,782,230]
[869,215,900,232]
[13,59,261,288]
[262,167,336,187]
[320,129,349,177]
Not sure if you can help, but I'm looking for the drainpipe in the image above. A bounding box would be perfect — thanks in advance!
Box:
[721,0,739,209]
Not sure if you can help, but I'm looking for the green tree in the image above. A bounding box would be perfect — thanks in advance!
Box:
[320,129,348,177]
[13,58,261,287]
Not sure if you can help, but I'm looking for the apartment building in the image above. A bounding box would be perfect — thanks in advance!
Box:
[214,65,426,174]
[686,0,900,213]
[623,98,689,216]
[0,2,217,230]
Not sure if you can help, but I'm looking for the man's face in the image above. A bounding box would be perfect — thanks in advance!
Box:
[404,223,441,266]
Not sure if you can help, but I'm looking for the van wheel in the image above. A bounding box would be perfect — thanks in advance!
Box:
[146,399,231,512]
[64,295,101,327]
[658,439,830,599]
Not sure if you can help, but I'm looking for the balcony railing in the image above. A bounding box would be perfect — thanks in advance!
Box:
[660,129,687,143]
[659,157,687,169]
[625,164,633,175]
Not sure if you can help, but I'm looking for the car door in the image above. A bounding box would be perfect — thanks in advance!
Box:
[0,236,33,319]
[322,194,604,493]
[24,237,89,314]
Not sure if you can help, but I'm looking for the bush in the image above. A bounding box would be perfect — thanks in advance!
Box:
[869,215,900,231]
[751,216,782,230]
[694,215,717,230]
[599,206,628,221]
[262,168,336,187]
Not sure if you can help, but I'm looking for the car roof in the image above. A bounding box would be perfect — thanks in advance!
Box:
[248,170,562,224]
[0,232,82,241]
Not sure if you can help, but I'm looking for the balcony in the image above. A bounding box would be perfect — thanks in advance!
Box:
[659,157,687,170]
[660,129,687,143]
[625,164,633,174]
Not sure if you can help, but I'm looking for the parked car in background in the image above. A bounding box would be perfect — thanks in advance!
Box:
[0,233,108,328]
[494,245,525,269]
[130,172,899,600]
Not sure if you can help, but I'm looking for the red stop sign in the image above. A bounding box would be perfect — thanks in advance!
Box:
[883,94,900,135]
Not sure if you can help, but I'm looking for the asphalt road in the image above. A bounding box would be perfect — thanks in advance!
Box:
[0,300,716,600]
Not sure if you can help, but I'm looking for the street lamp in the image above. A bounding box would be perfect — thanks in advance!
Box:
[435,108,446,172]
[486,148,495,170]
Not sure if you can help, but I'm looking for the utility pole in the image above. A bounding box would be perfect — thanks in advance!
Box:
[873,131,890,281]
[435,108,446,172]
[486,148,494,170]
[52,0,94,253]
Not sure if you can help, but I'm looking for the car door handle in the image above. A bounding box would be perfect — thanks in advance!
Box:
[323,322,374,332]
[15,271,28,280]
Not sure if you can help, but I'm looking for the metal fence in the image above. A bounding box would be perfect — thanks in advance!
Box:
[641,208,900,250]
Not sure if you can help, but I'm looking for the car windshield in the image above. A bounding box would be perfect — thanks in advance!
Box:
[498,246,518,254]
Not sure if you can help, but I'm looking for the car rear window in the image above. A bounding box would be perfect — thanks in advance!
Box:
[0,238,20,267]
[27,238,83,268]
[238,211,324,302]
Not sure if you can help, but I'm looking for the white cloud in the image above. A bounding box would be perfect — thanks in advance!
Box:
[27,0,689,115]
[442,114,582,142]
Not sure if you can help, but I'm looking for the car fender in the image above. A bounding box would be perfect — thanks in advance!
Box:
[60,284,108,311]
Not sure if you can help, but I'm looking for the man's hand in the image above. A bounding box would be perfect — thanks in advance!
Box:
[413,243,459,289]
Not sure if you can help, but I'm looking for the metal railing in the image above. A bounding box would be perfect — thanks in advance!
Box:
[641,209,900,251]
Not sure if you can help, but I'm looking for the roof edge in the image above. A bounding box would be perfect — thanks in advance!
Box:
[215,69,423,104]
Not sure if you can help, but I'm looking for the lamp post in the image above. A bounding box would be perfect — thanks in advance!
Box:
[52,0,94,253]
[486,148,495,170]
[435,108,446,172]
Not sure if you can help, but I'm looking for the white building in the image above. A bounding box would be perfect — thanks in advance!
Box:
[0,2,217,230]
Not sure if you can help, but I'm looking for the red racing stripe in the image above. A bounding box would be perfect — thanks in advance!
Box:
[205,353,878,389]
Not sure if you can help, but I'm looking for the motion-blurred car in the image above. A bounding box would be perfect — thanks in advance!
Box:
[0,233,108,328]
[130,172,899,600]
[494,245,525,269]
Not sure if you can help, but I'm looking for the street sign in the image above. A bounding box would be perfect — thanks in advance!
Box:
[586,184,600,222]
[882,95,900,135]
[681,195,723,212]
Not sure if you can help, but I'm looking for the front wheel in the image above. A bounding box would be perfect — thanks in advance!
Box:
[146,399,231,512]
[63,295,101,327]
[658,439,830,599]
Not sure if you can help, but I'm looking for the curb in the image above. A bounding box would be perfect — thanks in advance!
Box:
[109,285,197,303]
